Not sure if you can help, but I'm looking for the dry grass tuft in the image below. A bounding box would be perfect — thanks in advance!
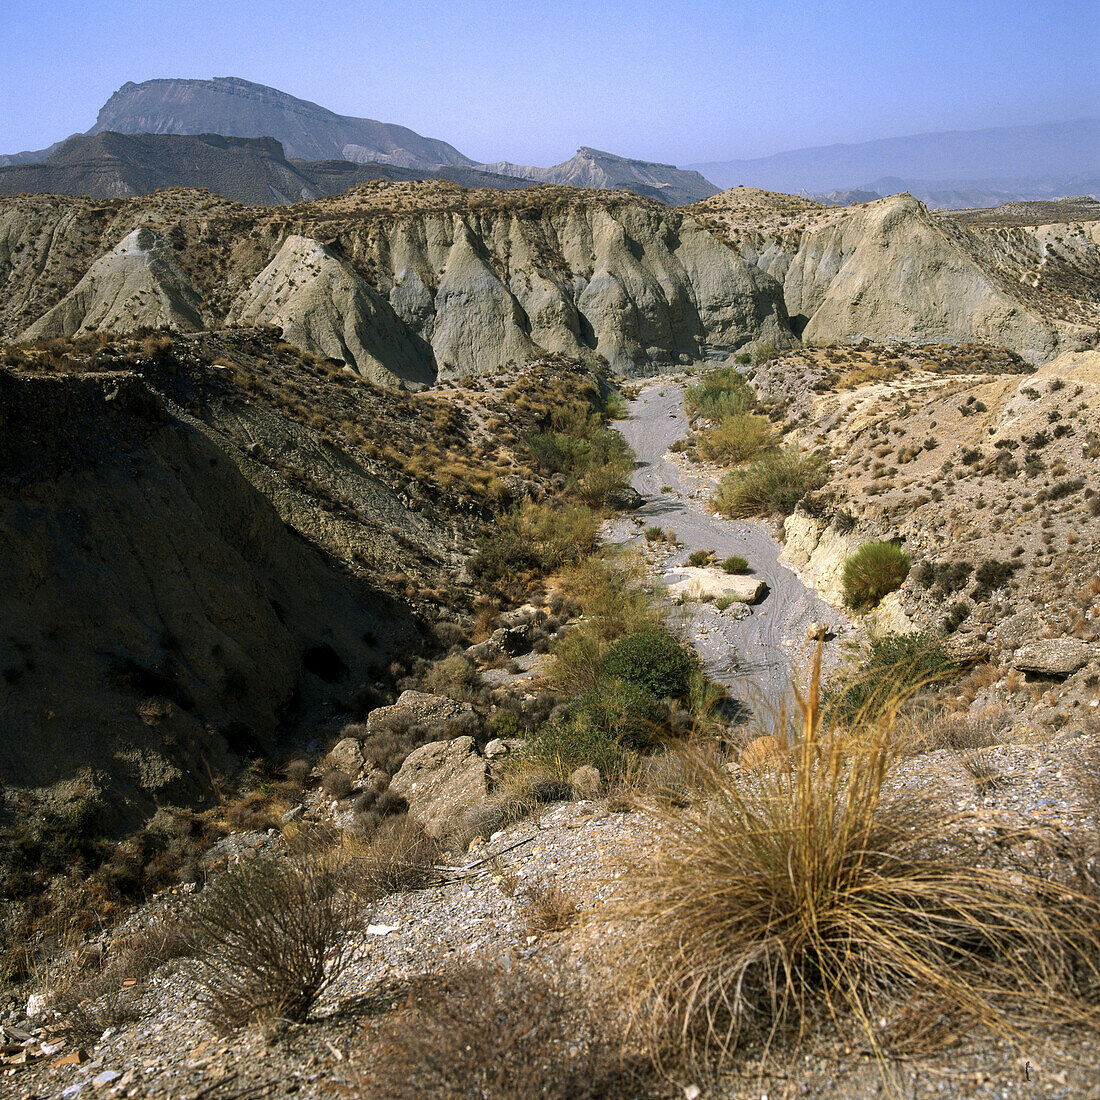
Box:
[520,876,579,933]
[358,965,649,1099]
[190,851,364,1028]
[619,648,1100,1083]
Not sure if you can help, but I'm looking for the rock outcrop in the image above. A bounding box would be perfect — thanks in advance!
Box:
[3,184,796,378]
[389,736,489,837]
[228,235,435,386]
[22,227,203,340]
[686,188,1098,363]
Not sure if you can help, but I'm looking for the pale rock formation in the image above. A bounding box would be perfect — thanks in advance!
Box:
[665,566,766,604]
[389,736,489,837]
[780,509,863,606]
[228,235,434,386]
[22,227,202,339]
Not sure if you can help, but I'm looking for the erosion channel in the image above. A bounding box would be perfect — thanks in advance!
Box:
[607,376,847,714]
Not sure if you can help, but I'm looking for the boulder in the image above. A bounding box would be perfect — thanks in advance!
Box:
[389,736,489,837]
[1014,639,1093,678]
[327,737,365,775]
[664,566,766,604]
[606,485,644,511]
[994,611,1044,652]
[365,690,473,734]
[466,626,529,663]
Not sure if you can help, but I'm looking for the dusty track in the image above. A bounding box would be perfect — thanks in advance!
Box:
[608,377,846,716]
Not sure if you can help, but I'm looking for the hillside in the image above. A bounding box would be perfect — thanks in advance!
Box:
[688,118,1100,201]
[0,132,529,205]
[0,183,794,381]
[685,187,1100,361]
[481,146,719,204]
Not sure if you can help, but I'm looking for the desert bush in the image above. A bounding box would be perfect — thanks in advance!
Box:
[548,554,663,694]
[520,877,578,933]
[720,555,749,574]
[321,769,354,800]
[284,759,312,787]
[357,966,644,1098]
[352,815,442,893]
[470,502,601,584]
[571,679,662,749]
[684,367,755,420]
[602,629,701,701]
[686,549,714,566]
[842,541,911,610]
[519,717,638,782]
[696,413,776,465]
[190,853,362,1028]
[421,655,482,702]
[826,631,954,722]
[712,448,828,518]
[622,656,1100,1079]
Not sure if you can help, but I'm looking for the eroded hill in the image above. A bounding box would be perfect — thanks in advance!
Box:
[0,183,794,383]
[686,188,1099,362]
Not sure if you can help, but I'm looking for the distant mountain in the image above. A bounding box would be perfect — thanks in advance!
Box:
[806,188,882,207]
[6,77,475,170]
[0,132,529,205]
[481,147,720,205]
[690,119,1100,202]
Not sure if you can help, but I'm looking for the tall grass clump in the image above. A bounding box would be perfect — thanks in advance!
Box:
[712,448,828,518]
[684,367,756,420]
[696,413,776,466]
[843,541,912,610]
[622,649,1100,1081]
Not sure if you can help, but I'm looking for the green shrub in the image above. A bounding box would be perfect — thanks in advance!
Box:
[842,541,911,610]
[520,719,636,781]
[827,631,954,721]
[602,629,700,700]
[470,503,600,582]
[696,413,776,465]
[720,555,749,574]
[644,525,663,541]
[684,367,756,420]
[712,448,828,518]
[687,549,714,567]
[574,680,661,749]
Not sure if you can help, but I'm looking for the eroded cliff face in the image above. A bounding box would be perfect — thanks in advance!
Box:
[0,183,795,383]
[0,366,419,827]
[687,189,1099,363]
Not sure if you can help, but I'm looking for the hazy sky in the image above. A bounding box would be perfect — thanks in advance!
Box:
[3,0,1096,163]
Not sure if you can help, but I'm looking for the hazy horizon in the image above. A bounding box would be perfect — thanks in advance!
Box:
[3,0,1097,165]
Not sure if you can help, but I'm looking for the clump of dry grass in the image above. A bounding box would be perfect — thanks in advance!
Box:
[349,815,442,894]
[620,649,1100,1082]
[520,876,578,933]
[358,965,648,1099]
[190,851,364,1028]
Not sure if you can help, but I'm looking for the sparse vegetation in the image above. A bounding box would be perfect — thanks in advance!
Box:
[712,447,828,517]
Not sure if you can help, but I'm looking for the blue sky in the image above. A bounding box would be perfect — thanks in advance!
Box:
[3,0,1096,163]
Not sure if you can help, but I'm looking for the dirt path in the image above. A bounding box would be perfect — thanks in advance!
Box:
[607,377,847,717]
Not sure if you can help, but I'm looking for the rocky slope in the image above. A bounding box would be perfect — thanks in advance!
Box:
[481,146,720,205]
[0,132,531,206]
[686,187,1099,362]
[0,183,794,381]
[0,361,420,829]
